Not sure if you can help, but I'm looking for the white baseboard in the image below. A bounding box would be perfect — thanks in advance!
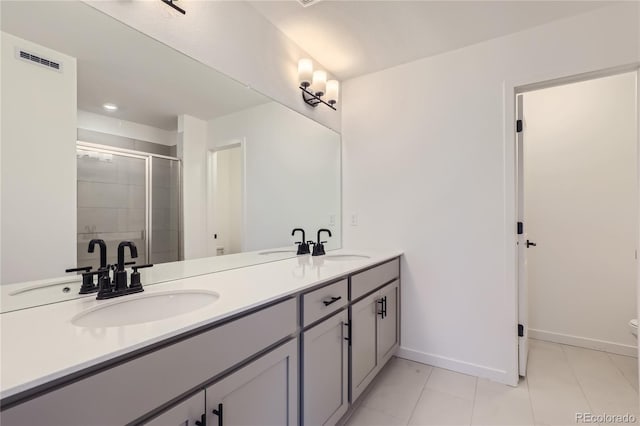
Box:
[529,329,637,357]
[396,346,513,385]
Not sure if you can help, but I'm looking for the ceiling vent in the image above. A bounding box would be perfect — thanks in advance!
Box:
[15,48,62,72]
[297,0,324,7]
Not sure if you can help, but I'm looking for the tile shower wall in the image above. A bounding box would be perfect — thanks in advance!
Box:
[77,149,147,269]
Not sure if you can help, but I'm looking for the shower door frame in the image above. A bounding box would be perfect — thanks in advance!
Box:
[76,141,182,264]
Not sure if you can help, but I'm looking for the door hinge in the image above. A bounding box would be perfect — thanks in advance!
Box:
[518,324,524,337]
[517,222,523,235]
[516,119,523,133]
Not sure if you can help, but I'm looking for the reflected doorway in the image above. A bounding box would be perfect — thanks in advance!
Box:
[207,141,245,257]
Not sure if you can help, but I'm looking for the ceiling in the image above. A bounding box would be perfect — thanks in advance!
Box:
[249,1,612,80]
[1,1,270,131]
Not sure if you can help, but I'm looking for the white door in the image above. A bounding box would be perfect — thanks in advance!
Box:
[517,94,530,376]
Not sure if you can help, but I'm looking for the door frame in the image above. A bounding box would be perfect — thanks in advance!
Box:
[206,138,247,257]
[504,64,640,386]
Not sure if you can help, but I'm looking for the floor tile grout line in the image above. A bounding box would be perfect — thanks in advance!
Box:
[606,352,639,394]
[560,343,597,415]
[469,376,478,426]
[405,365,435,425]
[524,374,538,426]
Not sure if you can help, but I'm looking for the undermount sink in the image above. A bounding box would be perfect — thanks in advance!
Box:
[71,290,220,328]
[324,254,371,261]
[259,250,297,255]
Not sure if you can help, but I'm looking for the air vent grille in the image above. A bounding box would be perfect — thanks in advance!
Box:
[16,49,62,72]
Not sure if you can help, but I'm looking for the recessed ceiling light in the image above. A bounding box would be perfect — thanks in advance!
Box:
[103,103,118,112]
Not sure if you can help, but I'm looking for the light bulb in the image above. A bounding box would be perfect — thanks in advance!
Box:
[311,70,327,97]
[298,59,313,88]
[326,80,339,105]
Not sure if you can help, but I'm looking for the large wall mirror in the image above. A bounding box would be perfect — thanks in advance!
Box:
[0,1,341,312]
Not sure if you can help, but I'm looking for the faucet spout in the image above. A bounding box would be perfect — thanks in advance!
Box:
[317,228,332,243]
[117,241,138,272]
[88,239,107,268]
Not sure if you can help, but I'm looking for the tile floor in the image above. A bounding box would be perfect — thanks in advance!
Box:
[341,339,639,426]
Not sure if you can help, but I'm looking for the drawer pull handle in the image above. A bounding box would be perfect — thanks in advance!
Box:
[323,296,342,306]
[212,403,223,426]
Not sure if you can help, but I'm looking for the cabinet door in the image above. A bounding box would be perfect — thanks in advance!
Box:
[145,392,205,426]
[377,280,399,362]
[205,339,298,426]
[350,292,380,403]
[303,310,349,426]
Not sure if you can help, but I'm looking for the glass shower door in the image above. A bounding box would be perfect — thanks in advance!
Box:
[76,148,148,270]
[150,157,180,264]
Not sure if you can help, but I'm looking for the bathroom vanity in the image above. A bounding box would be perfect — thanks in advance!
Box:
[0,250,401,425]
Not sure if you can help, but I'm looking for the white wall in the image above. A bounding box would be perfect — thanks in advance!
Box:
[524,72,638,356]
[1,32,77,284]
[77,110,176,147]
[208,102,341,252]
[178,114,208,260]
[85,1,340,133]
[342,3,640,384]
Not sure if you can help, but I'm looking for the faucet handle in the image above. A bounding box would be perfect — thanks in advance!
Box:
[78,270,100,294]
[65,266,92,274]
[131,264,153,272]
[130,264,153,290]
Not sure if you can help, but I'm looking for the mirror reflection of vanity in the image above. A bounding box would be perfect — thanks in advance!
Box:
[0,1,341,313]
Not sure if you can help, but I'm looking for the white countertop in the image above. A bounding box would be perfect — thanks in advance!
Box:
[0,248,402,401]
[0,247,300,314]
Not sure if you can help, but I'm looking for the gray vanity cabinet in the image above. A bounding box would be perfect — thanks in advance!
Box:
[205,339,298,426]
[350,278,400,403]
[350,291,380,402]
[377,280,399,361]
[302,310,349,426]
[145,392,205,426]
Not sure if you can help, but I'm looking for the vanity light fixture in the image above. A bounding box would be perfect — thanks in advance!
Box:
[102,103,118,112]
[298,59,338,110]
[160,0,186,15]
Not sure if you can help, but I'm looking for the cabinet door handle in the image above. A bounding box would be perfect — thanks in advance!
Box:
[344,321,351,345]
[323,296,342,306]
[383,296,388,319]
[195,413,207,426]
[377,298,385,318]
[212,403,223,426]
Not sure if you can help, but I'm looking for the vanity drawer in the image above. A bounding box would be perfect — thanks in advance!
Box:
[350,258,400,300]
[1,298,297,426]
[303,279,348,327]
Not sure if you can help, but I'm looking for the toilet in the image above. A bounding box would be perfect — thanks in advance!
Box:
[629,319,638,337]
